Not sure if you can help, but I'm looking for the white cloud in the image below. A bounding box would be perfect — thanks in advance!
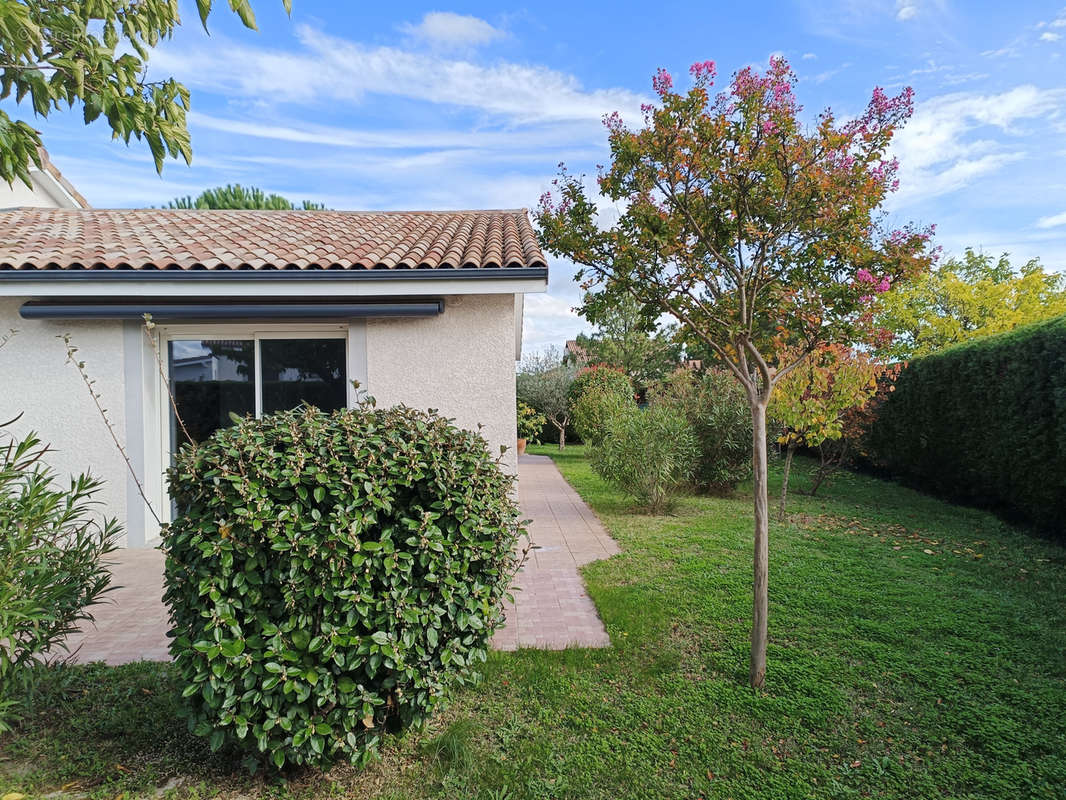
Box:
[150,26,647,126]
[187,112,603,152]
[1040,31,1062,42]
[802,52,817,60]
[399,11,505,50]
[981,45,1019,58]
[896,3,918,21]
[521,289,586,354]
[891,86,1066,203]
[1036,210,1066,228]
[810,62,851,83]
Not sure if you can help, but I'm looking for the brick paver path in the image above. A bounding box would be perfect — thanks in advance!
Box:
[62,453,617,664]
[491,454,619,649]
[63,548,171,665]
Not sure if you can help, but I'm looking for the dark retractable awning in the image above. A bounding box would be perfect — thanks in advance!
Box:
[18,297,444,320]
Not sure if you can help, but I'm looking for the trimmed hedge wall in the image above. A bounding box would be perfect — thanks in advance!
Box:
[866,314,1066,534]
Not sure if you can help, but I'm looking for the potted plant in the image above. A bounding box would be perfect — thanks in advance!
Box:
[516,400,545,455]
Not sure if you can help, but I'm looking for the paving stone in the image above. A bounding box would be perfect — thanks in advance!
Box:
[60,453,618,664]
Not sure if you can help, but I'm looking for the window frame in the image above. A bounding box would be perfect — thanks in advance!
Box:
[149,322,356,530]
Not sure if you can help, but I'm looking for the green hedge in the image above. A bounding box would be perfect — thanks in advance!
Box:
[866,314,1066,533]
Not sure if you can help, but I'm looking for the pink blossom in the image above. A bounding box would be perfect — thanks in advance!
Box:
[603,111,624,132]
[876,277,891,293]
[652,68,673,95]
[855,268,876,284]
[689,60,716,81]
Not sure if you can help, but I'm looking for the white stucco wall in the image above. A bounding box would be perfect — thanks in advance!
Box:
[0,292,521,547]
[0,298,132,546]
[366,293,518,474]
[0,169,83,209]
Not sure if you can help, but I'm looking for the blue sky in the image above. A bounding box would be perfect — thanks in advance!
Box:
[18,0,1066,352]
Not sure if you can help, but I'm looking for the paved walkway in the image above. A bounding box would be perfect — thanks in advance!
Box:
[492,454,619,649]
[62,549,171,664]
[62,454,618,664]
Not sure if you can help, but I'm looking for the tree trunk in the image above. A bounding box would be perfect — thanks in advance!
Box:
[777,443,795,522]
[557,424,566,450]
[750,399,769,690]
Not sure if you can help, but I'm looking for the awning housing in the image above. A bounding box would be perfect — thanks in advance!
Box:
[18,297,445,320]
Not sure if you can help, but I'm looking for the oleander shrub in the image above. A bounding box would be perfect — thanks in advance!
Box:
[652,369,752,494]
[0,421,120,732]
[590,404,698,513]
[866,313,1066,534]
[569,365,636,446]
[162,403,524,770]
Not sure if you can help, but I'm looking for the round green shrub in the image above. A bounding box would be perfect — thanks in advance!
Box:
[162,404,524,770]
[569,364,635,446]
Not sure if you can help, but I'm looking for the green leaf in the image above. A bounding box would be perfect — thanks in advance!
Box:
[291,629,311,651]
[228,0,258,29]
[196,0,212,29]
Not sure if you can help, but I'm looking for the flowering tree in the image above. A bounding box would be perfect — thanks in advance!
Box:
[770,345,896,519]
[536,57,934,688]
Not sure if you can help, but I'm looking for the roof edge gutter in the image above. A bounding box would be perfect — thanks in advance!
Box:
[0,266,548,282]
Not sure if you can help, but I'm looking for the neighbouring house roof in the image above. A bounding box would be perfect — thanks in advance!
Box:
[0,149,91,210]
[0,208,546,272]
[564,339,590,364]
[35,149,90,210]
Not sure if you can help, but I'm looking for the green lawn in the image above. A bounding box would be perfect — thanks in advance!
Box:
[3,447,1064,799]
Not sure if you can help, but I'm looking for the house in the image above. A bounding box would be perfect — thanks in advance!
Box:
[0,149,90,210]
[563,339,590,366]
[0,207,548,548]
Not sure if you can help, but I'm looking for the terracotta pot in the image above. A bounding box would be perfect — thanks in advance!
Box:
[517,437,527,455]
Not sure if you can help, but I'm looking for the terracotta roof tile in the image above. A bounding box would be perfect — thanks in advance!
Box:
[0,208,547,272]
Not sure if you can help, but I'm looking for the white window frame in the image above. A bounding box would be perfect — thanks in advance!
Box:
[145,322,360,532]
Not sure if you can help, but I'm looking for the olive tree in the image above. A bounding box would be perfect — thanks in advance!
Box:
[516,347,576,449]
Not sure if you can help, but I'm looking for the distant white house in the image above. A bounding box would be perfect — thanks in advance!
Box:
[0,200,546,549]
[0,149,89,209]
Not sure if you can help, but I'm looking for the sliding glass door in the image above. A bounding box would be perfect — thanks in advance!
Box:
[167,332,347,451]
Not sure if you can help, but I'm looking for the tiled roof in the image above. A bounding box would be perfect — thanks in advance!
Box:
[0,208,546,271]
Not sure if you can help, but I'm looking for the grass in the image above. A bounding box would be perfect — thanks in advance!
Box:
[2,446,1064,799]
